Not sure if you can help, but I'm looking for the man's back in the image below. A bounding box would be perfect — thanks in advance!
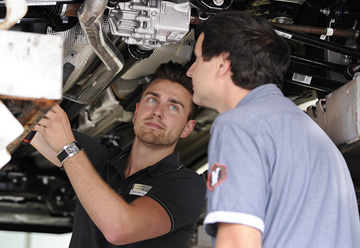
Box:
[205,84,360,247]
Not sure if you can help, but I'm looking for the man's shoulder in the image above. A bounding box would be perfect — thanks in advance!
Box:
[165,166,205,184]
[179,167,206,181]
[215,91,301,127]
[149,163,206,197]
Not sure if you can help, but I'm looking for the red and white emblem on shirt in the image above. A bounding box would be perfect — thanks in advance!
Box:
[207,162,227,191]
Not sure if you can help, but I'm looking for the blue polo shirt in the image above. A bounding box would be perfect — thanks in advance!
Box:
[205,84,360,247]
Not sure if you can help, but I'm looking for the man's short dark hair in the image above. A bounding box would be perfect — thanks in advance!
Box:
[196,11,290,89]
[145,61,198,120]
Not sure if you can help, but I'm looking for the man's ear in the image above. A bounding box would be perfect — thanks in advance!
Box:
[180,120,196,139]
[217,52,231,77]
[133,103,139,123]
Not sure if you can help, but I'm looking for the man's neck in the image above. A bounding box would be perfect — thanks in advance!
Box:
[124,139,175,178]
[219,80,251,113]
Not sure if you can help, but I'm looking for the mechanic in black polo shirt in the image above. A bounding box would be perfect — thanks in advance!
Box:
[31,61,206,248]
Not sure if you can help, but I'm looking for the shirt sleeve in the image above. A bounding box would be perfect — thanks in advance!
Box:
[146,169,206,232]
[204,122,272,237]
[74,131,110,171]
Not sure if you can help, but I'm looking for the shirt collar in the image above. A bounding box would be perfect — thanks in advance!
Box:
[108,148,183,178]
[146,152,183,177]
[237,84,283,108]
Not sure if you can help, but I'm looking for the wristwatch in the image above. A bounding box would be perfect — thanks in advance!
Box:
[57,141,82,164]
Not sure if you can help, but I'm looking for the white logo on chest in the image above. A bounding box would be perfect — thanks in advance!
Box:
[129,183,152,196]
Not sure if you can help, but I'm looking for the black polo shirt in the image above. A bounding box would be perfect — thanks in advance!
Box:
[69,132,206,248]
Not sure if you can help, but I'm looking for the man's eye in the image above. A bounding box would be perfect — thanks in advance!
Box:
[147,98,156,103]
[169,105,178,111]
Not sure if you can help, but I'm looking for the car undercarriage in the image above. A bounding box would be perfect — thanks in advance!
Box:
[0,0,360,239]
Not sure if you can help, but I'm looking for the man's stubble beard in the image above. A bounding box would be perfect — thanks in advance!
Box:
[134,123,181,147]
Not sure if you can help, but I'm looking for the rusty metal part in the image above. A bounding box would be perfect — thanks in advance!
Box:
[274,25,360,58]
[64,4,82,17]
[272,23,359,38]
[1,96,58,154]
[190,15,203,25]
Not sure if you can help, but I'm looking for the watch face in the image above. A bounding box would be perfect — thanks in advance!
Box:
[66,145,78,154]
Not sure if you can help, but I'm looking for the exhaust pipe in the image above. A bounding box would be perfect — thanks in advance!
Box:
[64,0,125,104]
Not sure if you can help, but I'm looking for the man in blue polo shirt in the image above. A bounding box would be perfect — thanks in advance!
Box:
[187,11,360,248]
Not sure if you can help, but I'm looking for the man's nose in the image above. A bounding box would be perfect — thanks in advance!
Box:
[152,105,164,119]
[186,64,193,77]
